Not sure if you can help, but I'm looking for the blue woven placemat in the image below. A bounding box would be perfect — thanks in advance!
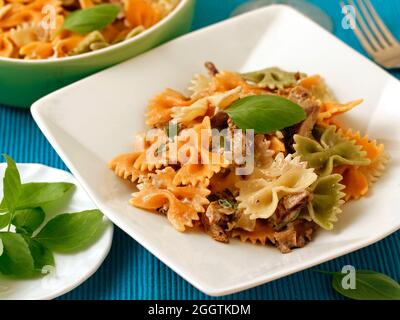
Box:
[1,0,399,300]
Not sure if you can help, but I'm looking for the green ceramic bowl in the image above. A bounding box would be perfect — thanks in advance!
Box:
[0,0,195,108]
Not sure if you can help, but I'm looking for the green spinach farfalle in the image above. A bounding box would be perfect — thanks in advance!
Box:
[293,126,371,176]
[305,174,345,230]
[241,67,306,90]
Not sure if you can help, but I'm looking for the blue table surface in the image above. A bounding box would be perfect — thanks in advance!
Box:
[1,0,399,300]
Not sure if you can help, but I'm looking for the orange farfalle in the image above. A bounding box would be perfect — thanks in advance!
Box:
[299,75,322,89]
[146,88,192,127]
[109,152,147,182]
[209,71,266,96]
[130,187,199,232]
[338,128,388,186]
[0,9,42,28]
[53,34,84,57]
[147,168,210,212]
[20,41,53,59]
[334,165,369,201]
[0,34,14,57]
[124,0,161,29]
[173,163,220,186]
[318,99,363,125]
[130,167,210,231]
[231,220,275,245]
[78,0,94,8]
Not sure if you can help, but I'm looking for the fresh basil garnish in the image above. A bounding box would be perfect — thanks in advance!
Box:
[2,155,21,218]
[225,95,306,134]
[0,232,35,277]
[317,269,400,300]
[0,155,109,279]
[17,182,74,209]
[64,4,120,34]
[12,208,45,236]
[34,210,107,253]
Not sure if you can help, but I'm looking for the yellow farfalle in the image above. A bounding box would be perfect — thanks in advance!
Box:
[236,153,317,220]
[171,86,242,125]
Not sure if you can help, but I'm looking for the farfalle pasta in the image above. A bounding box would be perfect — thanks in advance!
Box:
[110,62,388,253]
[0,0,179,59]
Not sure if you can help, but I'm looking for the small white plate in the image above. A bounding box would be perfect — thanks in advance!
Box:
[0,164,113,300]
[32,5,400,296]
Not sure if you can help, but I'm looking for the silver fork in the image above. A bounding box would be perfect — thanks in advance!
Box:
[340,0,400,69]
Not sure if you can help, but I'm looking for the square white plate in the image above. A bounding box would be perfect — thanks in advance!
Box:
[32,5,400,296]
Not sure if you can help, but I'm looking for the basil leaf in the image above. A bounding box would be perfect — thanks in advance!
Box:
[0,232,35,277]
[34,209,108,253]
[2,154,22,214]
[64,4,120,34]
[0,212,10,230]
[17,182,75,209]
[12,208,45,236]
[23,237,55,273]
[225,95,306,134]
[332,270,400,300]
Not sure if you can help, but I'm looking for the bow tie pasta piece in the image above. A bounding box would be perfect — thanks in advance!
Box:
[0,33,14,57]
[109,152,148,182]
[130,188,199,231]
[171,86,242,126]
[209,71,267,96]
[131,167,210,231]
[173,163,223,187]
[330,128,389,201]
[19,41,54,59]
[146,88,192,127]
[241,67,306,90]
[124,0,161,29]
[338,128,389,185]
[299,75,336,103]
[306,174,345,230]
[188,74,212,100]
[333,165,369,201]
[317,99,363,126]
[231,220,275,245]
[293,126,371,176]
[140,167,210,212]
[236,153,317,220]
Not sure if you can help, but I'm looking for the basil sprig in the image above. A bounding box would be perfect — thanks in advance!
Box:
[225,95,306,134]
[317,269,400,300]
[64,4,120,34]
[0,155,109,278]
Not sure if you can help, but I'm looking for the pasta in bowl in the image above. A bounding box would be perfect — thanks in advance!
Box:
[0,0,194,107]
[109,62,389,254]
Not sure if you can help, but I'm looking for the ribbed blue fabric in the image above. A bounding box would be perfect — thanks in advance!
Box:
[0,0,399,300]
